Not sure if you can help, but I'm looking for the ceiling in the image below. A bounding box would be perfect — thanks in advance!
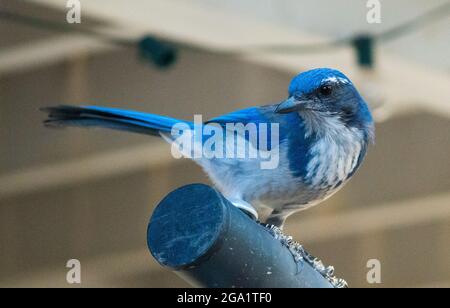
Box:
[190,0,450,71]
[1,0,449,119]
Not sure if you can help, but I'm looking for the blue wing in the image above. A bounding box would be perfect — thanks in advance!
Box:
[209,105,314,178]
[206,106,281,150]
[207,107,270,126]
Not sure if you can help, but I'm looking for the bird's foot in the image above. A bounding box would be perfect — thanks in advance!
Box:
[264,224,348,288]
[227,198,259,221]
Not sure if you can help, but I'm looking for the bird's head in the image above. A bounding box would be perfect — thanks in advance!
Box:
[276,68,374,141]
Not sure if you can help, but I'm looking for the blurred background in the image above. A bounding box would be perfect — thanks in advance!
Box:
[0,0,449,288]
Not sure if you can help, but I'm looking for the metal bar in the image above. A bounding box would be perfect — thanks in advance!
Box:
[147,183,339,288]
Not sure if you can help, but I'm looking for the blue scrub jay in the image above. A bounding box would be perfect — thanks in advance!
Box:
[42,68,374,227]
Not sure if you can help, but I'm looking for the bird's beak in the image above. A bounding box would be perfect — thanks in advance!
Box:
[275,97,315,114]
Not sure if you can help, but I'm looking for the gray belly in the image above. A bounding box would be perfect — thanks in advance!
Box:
[200,134,363,215]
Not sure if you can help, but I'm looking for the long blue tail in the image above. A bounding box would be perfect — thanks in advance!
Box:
[42,105,191,136]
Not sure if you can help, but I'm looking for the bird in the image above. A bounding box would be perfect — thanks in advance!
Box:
[42,68,374,228]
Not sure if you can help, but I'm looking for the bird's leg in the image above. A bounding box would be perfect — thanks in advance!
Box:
[265,210,288,229]
[227,198,259,221]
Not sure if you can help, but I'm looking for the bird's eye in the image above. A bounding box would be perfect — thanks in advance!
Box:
[319,85,333,96]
